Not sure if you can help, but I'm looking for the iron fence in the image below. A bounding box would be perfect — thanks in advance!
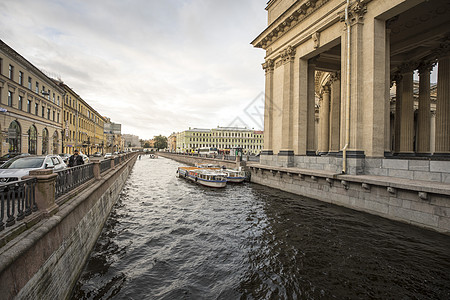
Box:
[100,159,112,173]
[0,178,37,231]
[55,163,94,198]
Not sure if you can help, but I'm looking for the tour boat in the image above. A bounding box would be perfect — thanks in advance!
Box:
[195,164,246,183]
[177,167,227,188]
[223,169,246,183]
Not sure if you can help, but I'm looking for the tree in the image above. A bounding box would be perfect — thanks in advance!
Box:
[144,142,150,148]
[153,135,167,150]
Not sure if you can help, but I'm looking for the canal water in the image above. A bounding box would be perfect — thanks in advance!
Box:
[71,156,450,299]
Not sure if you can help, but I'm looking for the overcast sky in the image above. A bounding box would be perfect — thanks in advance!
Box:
[0,0,267,140]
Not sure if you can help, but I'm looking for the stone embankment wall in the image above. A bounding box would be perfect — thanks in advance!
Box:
[0,155,137,300]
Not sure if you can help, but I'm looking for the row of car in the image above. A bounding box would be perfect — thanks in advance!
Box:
[0,151,119,184]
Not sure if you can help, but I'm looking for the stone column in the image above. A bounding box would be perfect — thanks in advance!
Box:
[395,63,415,155]
[416,61,433,155]
[280,46,296,151]
[329,72,341,154]
[393,74,402,153]
[318,85,330,155]
[294,58,308,155]
[307,58,317,155]
[262,59,274,154]
[435,54,450,155]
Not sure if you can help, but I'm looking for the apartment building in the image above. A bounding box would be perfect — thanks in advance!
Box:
[0,39,64,156]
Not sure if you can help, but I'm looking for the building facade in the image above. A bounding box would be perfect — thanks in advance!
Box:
[176,127,264,154]
[58,83,106,155]
[168,132,177,152]
[104,118,123,153]
[252,0,450,175]
[123,134,140,148]
[0,40,64,156]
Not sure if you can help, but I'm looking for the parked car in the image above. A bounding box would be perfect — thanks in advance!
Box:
[0,152,30,164]
[79,153,89,164]
[58,153,71,164]
[0,155,67,183]
[104,153,113,159]
[93,152,102,157]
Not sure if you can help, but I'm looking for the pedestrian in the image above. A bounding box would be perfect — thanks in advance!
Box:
[68,149,84,167]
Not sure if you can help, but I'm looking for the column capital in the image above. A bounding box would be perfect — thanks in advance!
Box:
[322,84,331,93]
[262,59,274,73]
[281,45,296,64]
[330,71,341,83]
[434,37,450,59]
[398,62,417,74]
[417,60,436,74]
[339,0,368,27]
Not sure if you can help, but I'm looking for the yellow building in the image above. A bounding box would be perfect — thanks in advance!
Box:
[57,82,106,155]
[168,132,177,152]
[0,40,64,155]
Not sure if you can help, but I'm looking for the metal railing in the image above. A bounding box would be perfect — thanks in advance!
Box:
[55,163,94,198]
[100,159,112,173]
[0,178,37,231]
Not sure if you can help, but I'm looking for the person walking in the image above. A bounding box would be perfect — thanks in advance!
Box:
[68,149,84,167]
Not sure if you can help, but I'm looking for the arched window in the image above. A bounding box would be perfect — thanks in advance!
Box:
[52,131,59,154]
[28,125,37,154]
[42,128,49,155]
[8,121,21,153]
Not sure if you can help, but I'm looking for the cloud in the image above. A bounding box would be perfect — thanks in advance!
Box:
[0,0,267,139]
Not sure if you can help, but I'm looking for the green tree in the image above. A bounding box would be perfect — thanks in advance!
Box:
[144,142,150,148]
[153,135,167,150]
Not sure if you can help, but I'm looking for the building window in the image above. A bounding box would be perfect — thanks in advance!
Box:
[41,106,44,117]
[35,82,39,93]
[18,95,23,110]
[8,65,14,80]
[35,103,39,115]
[28,77,32,89]
[57,112,60,123]
[47,108,50,119]
[7,91,13,106]
[19,71,23,85]
[52,93,55,103]
[53,111,55,121]
[27,100,31,113]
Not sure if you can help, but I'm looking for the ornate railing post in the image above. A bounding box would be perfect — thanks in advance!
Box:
[91,158,102,180]
[24,169,58,216]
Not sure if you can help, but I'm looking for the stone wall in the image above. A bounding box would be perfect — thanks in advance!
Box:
[0,155,137,300]
[261,154,450,183]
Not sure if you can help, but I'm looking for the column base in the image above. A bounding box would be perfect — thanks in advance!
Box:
[261,150,273,155]
[337,150,366,158]
[432,152,450,158]
[278,150,294,156]
[318,151,329,156]
[306,150,317,156]
[415,152,433,157]
[384,151,393,157]
[327,151,340,157]
[393,152,416,157]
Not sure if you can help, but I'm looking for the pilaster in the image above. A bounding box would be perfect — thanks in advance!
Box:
[416,61,434,155]
[329,72,341,154]
[318,85,330,155]
[281,45,296,151]
[262,59,274,152]
[397,63,416,155]
[307,57,317,156]
[435,50,450,155]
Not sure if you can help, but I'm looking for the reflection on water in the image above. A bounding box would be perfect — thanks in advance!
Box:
[71,156,450,299]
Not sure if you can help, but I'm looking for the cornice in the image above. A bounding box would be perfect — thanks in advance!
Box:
[252,0,329,49]
[0,40,65,95]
